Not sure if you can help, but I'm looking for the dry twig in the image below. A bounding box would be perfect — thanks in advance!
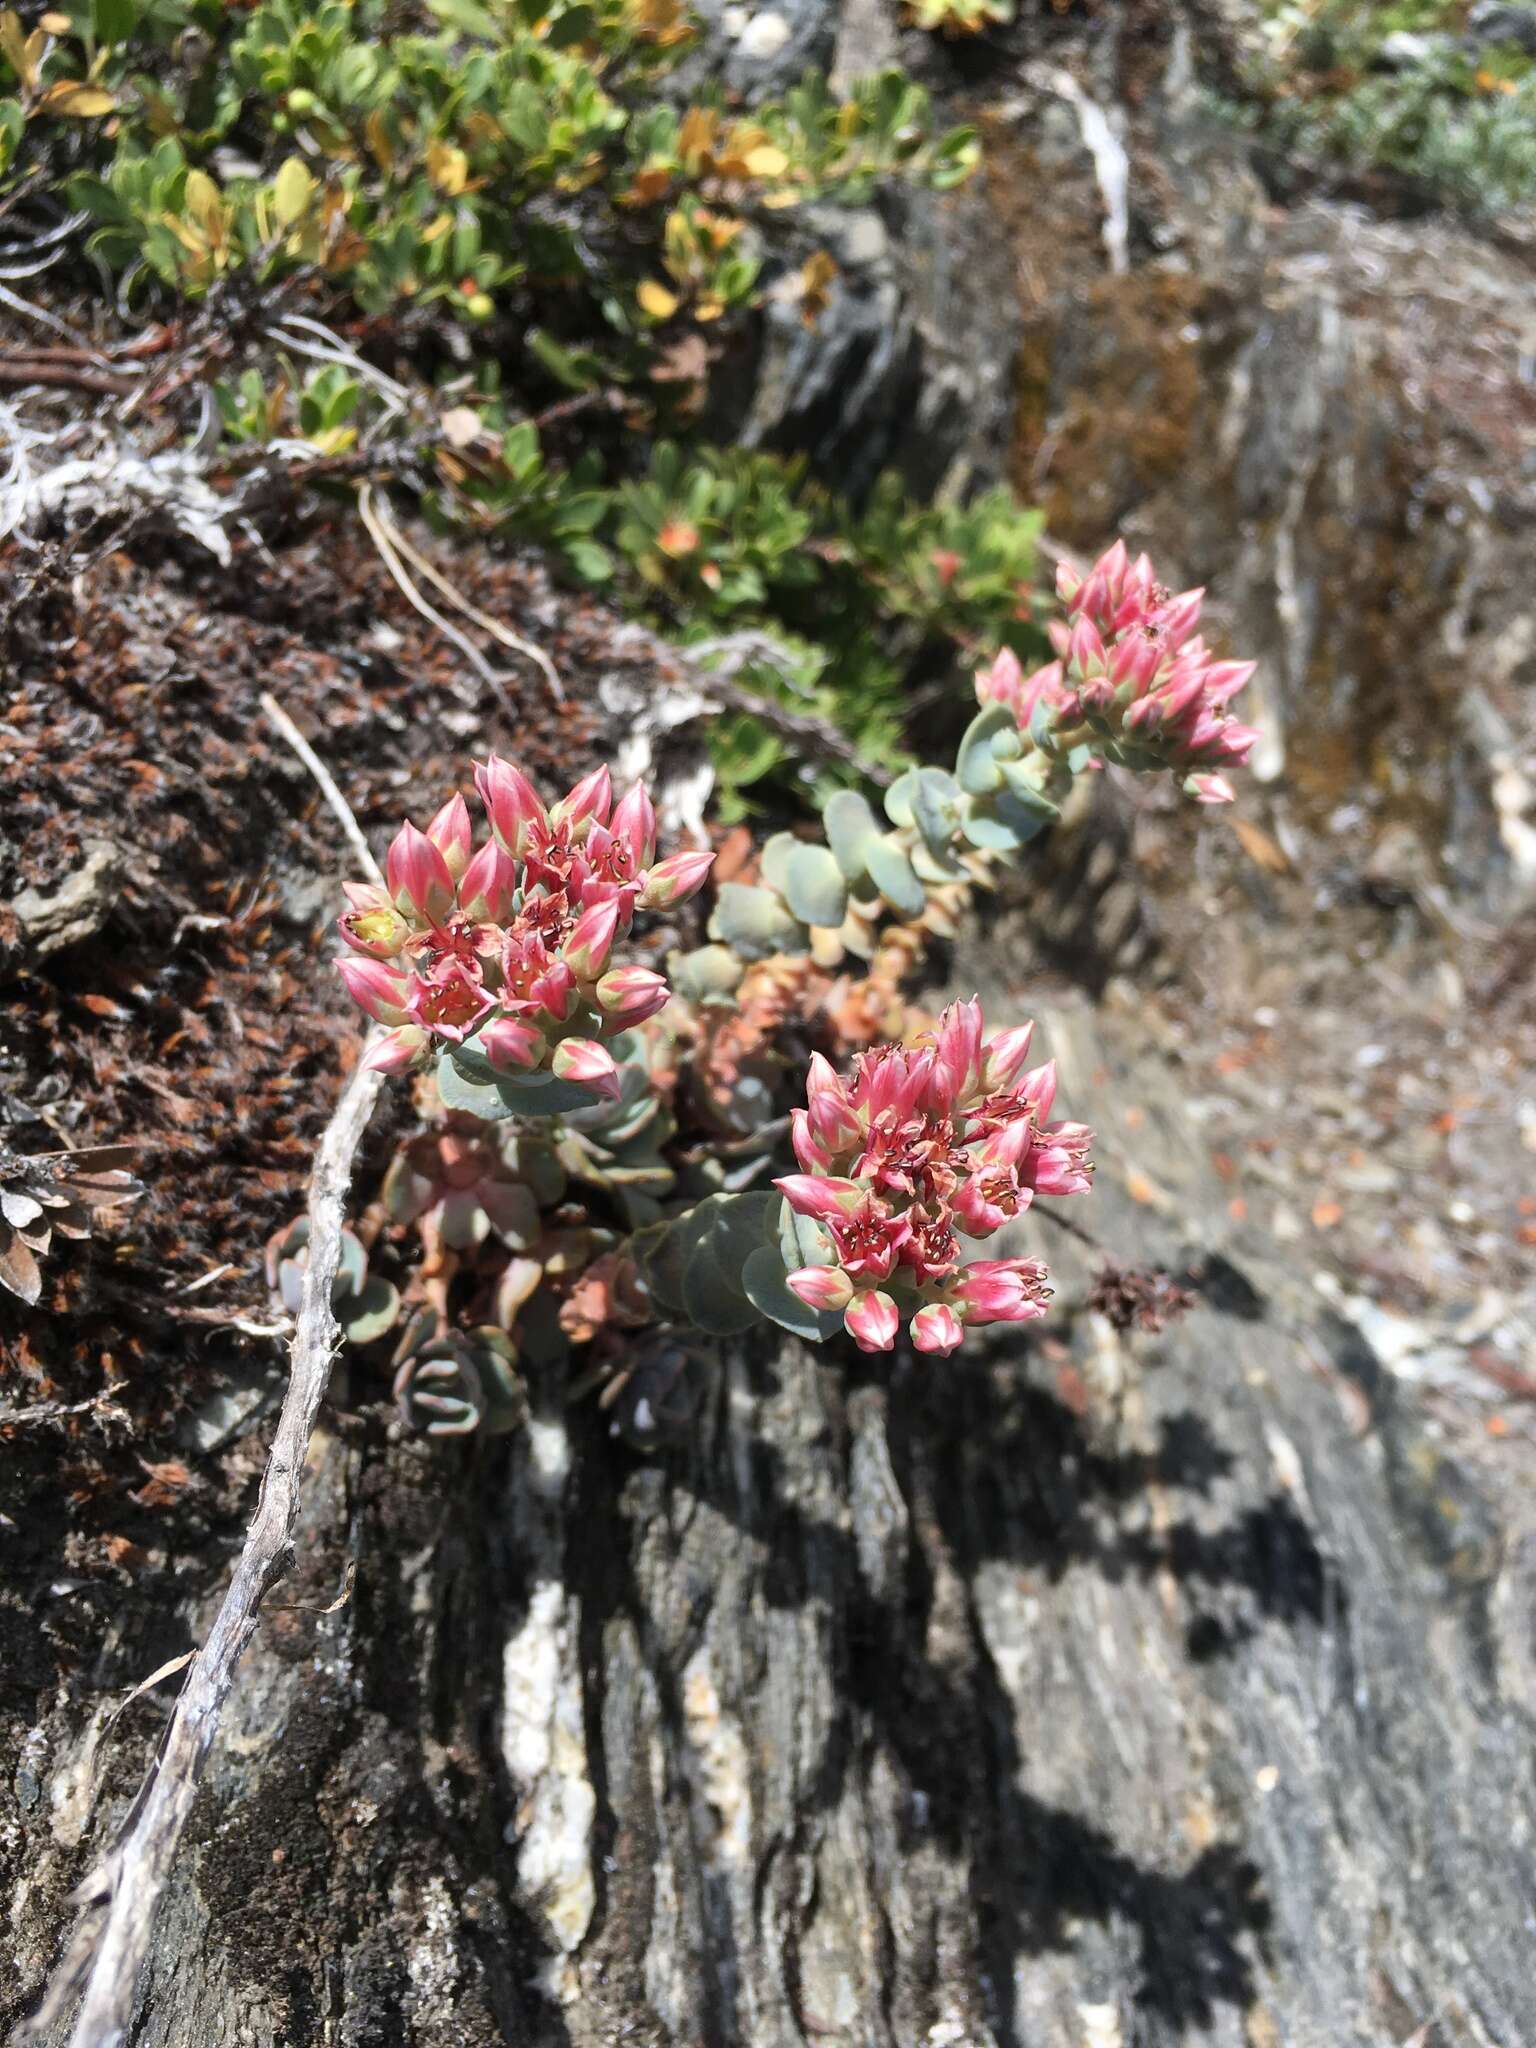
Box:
[356,480,527,725]
[26,714,385,2048]
[260,691,385,887]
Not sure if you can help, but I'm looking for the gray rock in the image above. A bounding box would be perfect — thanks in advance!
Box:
[7,841,124,960]
[1465,0,1536,54]
[1375,28,1454,68]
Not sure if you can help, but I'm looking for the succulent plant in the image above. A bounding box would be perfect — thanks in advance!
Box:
[706,774,997,977]
[390,1308,525,1437]
[557,1249,653,1344]
[382,1116,553,1254]
[264,1216,401,1345]
[554,1030,678,1228]
[0,1143,142,1306]
[600,1328,714,1450]
[633,1188,840,1341]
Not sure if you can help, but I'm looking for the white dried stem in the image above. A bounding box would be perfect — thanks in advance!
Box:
[26,711,388,2048]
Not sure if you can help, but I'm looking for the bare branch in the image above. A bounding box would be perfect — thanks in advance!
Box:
[26,715,387,2048]
[377,504,565,704]
[26,1043,382,2048]
[356,481,527,725]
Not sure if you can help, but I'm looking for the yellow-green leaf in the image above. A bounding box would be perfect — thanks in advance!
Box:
[182,167,221,233]
[636,279,679,320]
[271,156,313,227]
[39,79,115,117]
[743,143,789,178]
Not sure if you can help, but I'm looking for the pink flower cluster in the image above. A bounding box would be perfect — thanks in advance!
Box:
[336,760,713,1090]
[775,999,1092,1357]
[977,540,1258,803]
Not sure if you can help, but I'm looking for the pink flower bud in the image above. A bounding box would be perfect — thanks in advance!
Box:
[638,848,715,911]
[338,955,412,1025]
[930,998,983,1107]
[562,897,621,981]
[551,1036,621,1101]
[475,755,547,856]
[386,820,456,924]
[363,1024,430,1073]
[804,1052,861,1152]
[774,1175,866,1225]
[426,794,473,880]
[1158,589,1204,649]
[1185,773,1235,804]
[550,765,612,840]
[785,1265,853,1312]
[790,1107,835,1173]
[844,1289,899,1353]
[610,781,658,869]
[480,1016,546,1072]
[980,1020,1035,1093]
[1066,616,1106,676]
[911,1303,963,1356]
[458,840,518,923]
[976,646,1023,709]
[594,965,671,1030]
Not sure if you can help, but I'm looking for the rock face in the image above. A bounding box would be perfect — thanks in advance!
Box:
[8,5,1536,2045]
[15,986,1536,2048]
[985,8,1536,928]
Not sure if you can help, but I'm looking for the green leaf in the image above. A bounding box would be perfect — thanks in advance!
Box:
[863,834,925,918]
[435,1054,519,1120]
[527,326,604,391]
[681,1237,761,1336]
[758,830,800,894]
[911,767,961,853]
[91,0,136,45]
[778,1196,835,1272]
[709,882,806,961]
[741,1244,842,1342]
[957,792,1049,854]
[910,839,968,884]
[668,943,744,1003]
[822,788,881,881]
[334,1229,368,1296]
[955,702,1014,797]
[997,758,1061,818]
[564,539,613,581]
[781,843,848,930]
[337,1275,401,1345]
[883,769,917,829]
[428,0,501,38]
[437,1047,599,1119]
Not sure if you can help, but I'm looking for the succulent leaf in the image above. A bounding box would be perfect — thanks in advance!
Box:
[338,1274,402,1345]
[955,701,1014,796]
[822,788,881,881]
[681,1236,762,1335]
[759,831,801,894]
[883,769,918,829]
[863,833,926,918]
[781,843,848,930]
[911,767,961,853]
[741,1244,842,1341]
[709,882,807,961]
[669,943,745,1002]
